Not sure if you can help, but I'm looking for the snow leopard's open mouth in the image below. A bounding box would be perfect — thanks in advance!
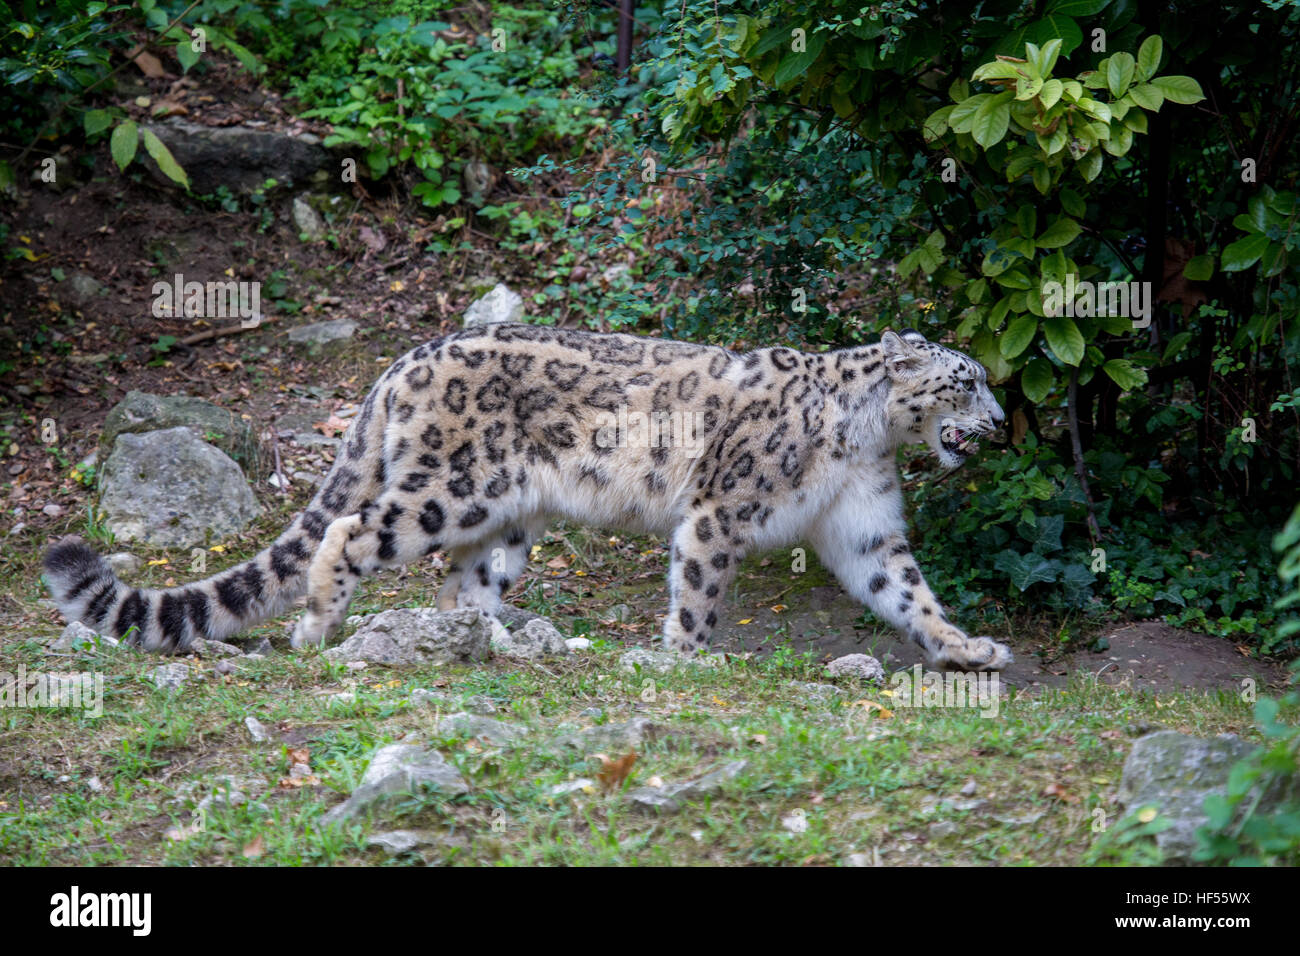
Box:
[939,424,984,459]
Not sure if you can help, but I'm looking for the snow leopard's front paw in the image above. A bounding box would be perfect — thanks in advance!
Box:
[960,636,1013,671]
[290,613,328,650]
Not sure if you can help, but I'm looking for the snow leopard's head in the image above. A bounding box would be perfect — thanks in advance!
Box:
[881,330,1005,468]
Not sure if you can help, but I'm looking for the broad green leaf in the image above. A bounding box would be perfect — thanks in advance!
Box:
[1038,78,1063,109]
[1151,75,1204,105]
[1015,205,1037,238]
[1036,216,1081,248]
[1043,315,1085,365]
[1000,312,1039,358]
[1127,83,1163,111]
[1021,357,1054,402]
[1123,109,1148,133]
[967,278,989,304]
[1261,241,1288,278]
[176,39,200,73]
[1221,233,1269,272]
[141,128,189,187]
[923,105,953,141]
[1048,0,1110,15]
[83,108,113,136]
[1060,187,1086,218]
[110,121,138,171]
[1183,255,1214,281]
[974,60,1027,82]
[1107,52,1136,97]
[1137,35,1163,81]
[1077,148,1103,182]
[1023,15,1083,56]
[1104,358,1149,390]
[972,91,1014,148]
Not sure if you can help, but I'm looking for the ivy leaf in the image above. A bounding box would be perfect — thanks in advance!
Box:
[1103,358,1148,391]
[1021,356,1055,402]
[1036,216,1081,248]
[1151,75,1205,105]
[994,550,1062,590]
[1000,312,1039,358]
[1043,315,1085,365]
[141,128,189,187]
[110,120,138,171]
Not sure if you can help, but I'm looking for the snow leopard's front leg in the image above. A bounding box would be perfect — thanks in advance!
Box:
[662,508,744,652]
[810,483,1012,671]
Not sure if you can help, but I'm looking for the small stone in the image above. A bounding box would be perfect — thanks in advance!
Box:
[292,195,327,241]
[49,621,117,652]
[106,552,142,576]
[42,503,64,518]
[8,522,25,536]
[462,283,524,327]
[565,637,592,651]
[322,744,468,824]
[549,779,597,798]
[192,638,242,658]
[929,820,958,838]
[825,654,885,682]
[463,695,498,715]
[410,688,452,708]
[845,852,874,867]
[149,662,190,690]
[87,776,104,793]
[287,318,357,345]
[602,604,632,623]
[438,712,523,746]
[244,636,273,656]
[367,830,439,856]
[625,760,748,812]
[244,716,269,742]
[214,660,238,675]
[619,648,680,675]
[959,779,978,796]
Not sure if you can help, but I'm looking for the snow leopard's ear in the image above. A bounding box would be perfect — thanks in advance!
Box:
[881,330,924,377]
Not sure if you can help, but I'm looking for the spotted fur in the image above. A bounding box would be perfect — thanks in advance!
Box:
[43,325,1012,670]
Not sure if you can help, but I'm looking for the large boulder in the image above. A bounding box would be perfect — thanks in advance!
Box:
[99,427,262,548]
[141,120,333,195]
[323,608,493,665]
[1118,730,1300,863]
[101,390,260,472]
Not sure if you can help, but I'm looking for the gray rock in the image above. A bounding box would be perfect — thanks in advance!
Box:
[106,552,142,576]
[409,688,454,708]
[142,120,333,195]
[602,604,632,623]
[149,662,190,690]
[550,778,597,798]
[619,648,680,675]
[562,717,659,751]
[826,654,885,682]
[462,283,524,326]
[626,760,748,812]
[437,712,523,745]
[244,716,269,742]
[287,319,357,346]
[322,744,468,824]
[323,608,493,665]
[244,636,273,656]
[1118,730,1300,864]
[463,695,498,715]
[367,830,440,855]
[42,503,64,518]
[276,411,343,449]
[62,272,104,308]
[565,637,592,651]
[192,638,242,658]
[49,621,118,652]
[490,616,569,660]
[100,391,260,470]
[292,196,327,241]
[793,681,845,701]
[100,428,262,548]
[491,604,547,630]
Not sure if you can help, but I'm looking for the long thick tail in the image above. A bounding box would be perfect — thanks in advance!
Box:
[43,389,388,653]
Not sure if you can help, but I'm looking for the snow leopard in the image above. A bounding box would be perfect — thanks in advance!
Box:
[44,324,1013,670]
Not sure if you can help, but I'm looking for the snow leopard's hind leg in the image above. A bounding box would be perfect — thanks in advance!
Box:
[440,515,549,614]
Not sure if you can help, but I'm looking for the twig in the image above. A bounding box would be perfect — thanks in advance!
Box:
[177,314,275,347]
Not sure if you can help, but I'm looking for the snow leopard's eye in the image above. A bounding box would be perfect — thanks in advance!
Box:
[961,378,976,391]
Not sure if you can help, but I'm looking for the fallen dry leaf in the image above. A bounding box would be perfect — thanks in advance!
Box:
[1042,782,1079,804]
[241,834,265,858]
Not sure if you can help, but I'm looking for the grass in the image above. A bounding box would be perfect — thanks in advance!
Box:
[0,589,1264,865]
